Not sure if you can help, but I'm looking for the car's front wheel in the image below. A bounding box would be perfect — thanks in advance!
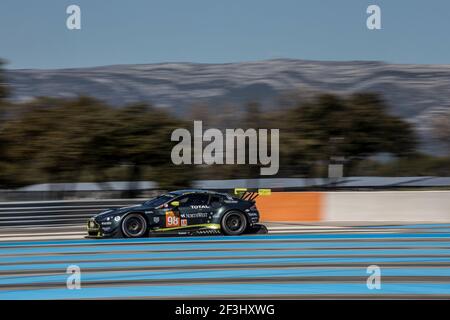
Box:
[121,214,147,238]
[221,211,247,236]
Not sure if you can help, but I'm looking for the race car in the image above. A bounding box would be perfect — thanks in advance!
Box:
[86,189,268,238]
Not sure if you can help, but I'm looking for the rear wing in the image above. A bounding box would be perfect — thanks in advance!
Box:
[234,188,271,202]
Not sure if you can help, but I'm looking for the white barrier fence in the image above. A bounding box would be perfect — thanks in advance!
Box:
[324,191,450,222]
[1,191,450,227]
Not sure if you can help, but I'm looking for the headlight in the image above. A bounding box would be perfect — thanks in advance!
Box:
[114,216,121,222]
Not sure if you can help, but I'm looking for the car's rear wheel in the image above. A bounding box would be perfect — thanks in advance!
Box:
[121,214,147,238]
[221,211,247,236]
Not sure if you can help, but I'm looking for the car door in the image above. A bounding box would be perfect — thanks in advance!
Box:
[177,194,211,227]
[208,194,224,216]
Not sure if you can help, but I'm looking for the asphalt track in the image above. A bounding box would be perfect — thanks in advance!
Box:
[1,222,450,299]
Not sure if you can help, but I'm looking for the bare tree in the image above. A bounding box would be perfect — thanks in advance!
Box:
[431,110,450,154]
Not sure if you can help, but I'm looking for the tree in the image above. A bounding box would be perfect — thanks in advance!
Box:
[0,59,12,187]
[278,92,417,176]
[0,59,8,101]
[88,103,192,193]
[0,96,196,190]
[431,110,450,154]
[0,97,111,185]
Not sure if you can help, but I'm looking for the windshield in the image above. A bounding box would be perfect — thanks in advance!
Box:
[143,194,176,207]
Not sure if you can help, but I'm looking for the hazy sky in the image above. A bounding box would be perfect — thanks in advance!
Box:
[1,0,449,69]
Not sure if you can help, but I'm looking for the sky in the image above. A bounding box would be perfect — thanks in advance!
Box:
[1,0,449,69]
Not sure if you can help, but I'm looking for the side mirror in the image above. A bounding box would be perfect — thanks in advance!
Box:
[170,201,180,207]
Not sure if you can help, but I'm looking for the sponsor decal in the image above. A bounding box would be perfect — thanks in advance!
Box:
[165,211,180,227]
[185,212,208,218]
[190,205,209,209]
[153,216,160,223]
[181,219,188,226]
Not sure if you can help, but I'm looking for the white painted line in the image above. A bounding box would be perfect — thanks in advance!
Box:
[0,199,146,205]
[0,205,124,212]
[268,229,398,234]
[0,218,89,224]
[268,226,350,230]
[0,224,83,230]
[0,232,85,237]
[0,235,85,241]
[0,214,92,220]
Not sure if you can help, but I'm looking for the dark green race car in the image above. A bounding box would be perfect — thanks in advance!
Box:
[86,189,268,238]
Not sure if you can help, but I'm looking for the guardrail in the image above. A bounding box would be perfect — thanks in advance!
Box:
[0,199,145,227]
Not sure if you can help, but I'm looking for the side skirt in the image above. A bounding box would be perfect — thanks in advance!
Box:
[148,223,221,237]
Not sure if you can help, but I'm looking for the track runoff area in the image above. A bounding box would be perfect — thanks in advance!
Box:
[1,220,450,299]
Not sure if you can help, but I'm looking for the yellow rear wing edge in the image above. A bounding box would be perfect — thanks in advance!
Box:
[234,188,271,201]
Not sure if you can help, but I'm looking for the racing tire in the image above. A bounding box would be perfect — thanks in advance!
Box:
[121,213,147,238]
[221,211,247,236]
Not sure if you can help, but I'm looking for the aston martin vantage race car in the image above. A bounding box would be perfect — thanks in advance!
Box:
[86,189,268,238]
